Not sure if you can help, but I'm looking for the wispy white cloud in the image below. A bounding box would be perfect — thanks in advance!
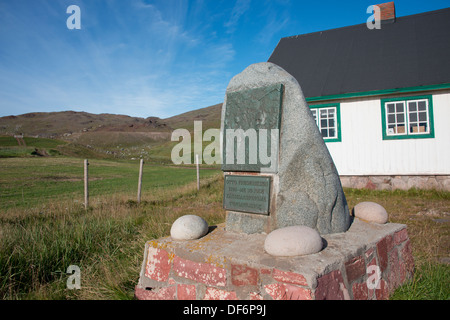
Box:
[224,0,251,34]
[252,0,291,46]
[0,0,252,118]
[0,0,231,118]
[256,15,290,46]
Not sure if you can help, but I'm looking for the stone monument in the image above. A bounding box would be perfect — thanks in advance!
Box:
[135,62,414,300]
[221,62,350,235]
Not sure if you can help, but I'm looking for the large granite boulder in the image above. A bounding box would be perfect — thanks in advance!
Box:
[222,62,351,235]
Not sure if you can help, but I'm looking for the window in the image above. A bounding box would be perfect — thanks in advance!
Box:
[310,103,341,142]
[381,95,434,140]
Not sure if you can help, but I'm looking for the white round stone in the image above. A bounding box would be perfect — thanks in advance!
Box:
[264,225,323,257]
[353,202,388,224]
[170,215,209,240]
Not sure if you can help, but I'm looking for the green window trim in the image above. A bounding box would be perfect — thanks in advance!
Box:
[309,103,341,143]
[380,95,435,140]
[306,83,450,103]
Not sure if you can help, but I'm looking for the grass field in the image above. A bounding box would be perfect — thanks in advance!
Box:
[0,136,67,158]
[0,157,217,210]
[0,157,223,299]
[0,157,449,300]
[0,133,220,165]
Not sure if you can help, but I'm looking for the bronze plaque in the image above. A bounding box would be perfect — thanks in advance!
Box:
[223,175,271,215]
[222,83,283,173]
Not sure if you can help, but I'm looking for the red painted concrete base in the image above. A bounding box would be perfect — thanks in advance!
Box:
[135,219,414,300]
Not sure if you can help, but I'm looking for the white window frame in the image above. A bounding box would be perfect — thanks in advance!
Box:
[381,95,434,140]
[310,104,340,142]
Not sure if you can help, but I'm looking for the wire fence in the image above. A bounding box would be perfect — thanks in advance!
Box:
[0,157,220,212]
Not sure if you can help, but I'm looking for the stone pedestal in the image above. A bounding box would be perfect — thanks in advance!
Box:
[135,219,414,300]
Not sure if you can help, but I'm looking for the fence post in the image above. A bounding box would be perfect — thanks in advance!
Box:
[196,154,200,191]
[84,159,89,209]
[137,158,144,203]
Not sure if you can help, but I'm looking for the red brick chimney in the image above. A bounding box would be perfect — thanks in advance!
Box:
[376,2,396,23]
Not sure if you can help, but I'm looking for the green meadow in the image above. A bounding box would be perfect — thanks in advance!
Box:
[0,156,224,300]
[0,136,65,158]
[0,157,218,210]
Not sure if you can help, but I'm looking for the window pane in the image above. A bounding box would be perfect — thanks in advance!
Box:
[328,119,335,128]
[418,101,427,111]
[328,109,335,117]
[388,114,395,123]
[387,103,395,113]
[321,119,327,128]
[409,113,417,122]
[397,125,406,134]
[320,109,327,117]
[419,123,427,132]
[321,129,328,137]
[408,102,417,112]
[397,113,405,123]
[409,124,417,133]
[387,124,395,135]
[419,112,427,121]
[396,103,404,112]
[329,128,335,138]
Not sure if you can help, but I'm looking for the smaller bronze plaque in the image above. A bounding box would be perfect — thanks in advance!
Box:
[223,175,271,215]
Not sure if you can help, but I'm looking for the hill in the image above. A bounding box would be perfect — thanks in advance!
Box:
[0,103,222,161]
[0,111,167,138]
[0,104,222,138]
[164,103,222,131]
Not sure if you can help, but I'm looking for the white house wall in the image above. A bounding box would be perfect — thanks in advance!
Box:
[324,91,450,176]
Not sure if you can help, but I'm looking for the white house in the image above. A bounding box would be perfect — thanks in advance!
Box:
[268,2,450,190]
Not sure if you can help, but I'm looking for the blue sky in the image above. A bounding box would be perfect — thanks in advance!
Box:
[0,0,448,119]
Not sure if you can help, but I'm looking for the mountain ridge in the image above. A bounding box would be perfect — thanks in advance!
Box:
[0,103,222,161]
[0,103,222,139]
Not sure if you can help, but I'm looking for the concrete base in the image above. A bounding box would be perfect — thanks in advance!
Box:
[135,219,414,300]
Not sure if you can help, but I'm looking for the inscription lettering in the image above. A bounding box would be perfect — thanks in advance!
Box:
[223,175,271,215]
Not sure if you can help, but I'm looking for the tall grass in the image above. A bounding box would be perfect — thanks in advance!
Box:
[0,203,139,299]
[0,173,225,300]
[390,262,450,300]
